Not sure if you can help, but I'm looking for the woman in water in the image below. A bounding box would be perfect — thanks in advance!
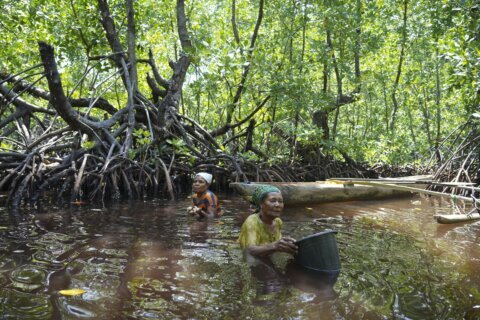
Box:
[238,185,297,256]
[187,172,223,218]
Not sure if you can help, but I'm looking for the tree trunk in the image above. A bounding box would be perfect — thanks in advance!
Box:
[390,0,408,132]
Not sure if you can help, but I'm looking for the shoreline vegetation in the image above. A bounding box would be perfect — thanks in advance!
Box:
[0,1,478,209]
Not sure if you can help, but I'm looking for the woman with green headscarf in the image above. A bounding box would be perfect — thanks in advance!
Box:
[238,185,297,257]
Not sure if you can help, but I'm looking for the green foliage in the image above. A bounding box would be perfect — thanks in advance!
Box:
[81,140,95,150]
[164,138,196,164]
[166,138,186,150]
[133,128,151,146]
[0,141,13,151]
[1,0,478,167]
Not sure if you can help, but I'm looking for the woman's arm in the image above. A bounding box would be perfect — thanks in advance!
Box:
[247,237,297,257]
[204,205,217,218]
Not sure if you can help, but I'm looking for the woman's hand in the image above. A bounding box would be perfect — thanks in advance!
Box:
[187,206,196,216]
[274,237,298,254]
[187,206,202,216]
[187,206,211,218]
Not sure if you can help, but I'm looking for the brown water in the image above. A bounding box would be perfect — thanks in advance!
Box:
[0,194,479,319]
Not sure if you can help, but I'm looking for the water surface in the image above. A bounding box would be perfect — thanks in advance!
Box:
[0,194,479,319]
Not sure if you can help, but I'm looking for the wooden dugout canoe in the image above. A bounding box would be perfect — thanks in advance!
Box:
[434,212,480,224]
[229,179,427,205]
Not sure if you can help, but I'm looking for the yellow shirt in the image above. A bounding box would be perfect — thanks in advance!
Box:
[238,214,283,249]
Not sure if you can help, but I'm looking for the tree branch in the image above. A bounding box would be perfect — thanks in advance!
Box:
[210,94,270,137]
[224,0,264,126]
[176,0,192,51]
[97,0,128,74]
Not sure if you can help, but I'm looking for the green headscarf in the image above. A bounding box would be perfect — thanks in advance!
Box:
[251,184,281,211]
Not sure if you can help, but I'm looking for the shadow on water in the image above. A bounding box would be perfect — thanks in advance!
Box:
[0,194,479,319]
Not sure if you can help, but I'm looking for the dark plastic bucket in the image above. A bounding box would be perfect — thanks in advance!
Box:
[294,230,340,272]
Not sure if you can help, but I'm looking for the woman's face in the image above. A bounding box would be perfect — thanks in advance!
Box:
[260,192,284,218]
[192,176,209,193]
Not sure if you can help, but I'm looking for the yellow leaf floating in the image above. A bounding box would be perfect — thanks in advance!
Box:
[59,289,86,296]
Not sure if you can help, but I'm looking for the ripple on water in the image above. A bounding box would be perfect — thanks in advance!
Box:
[0,256,18,272]
[0,289,52,319]
[464,305,480,320]
[31,251,58,265]
[0,273,8,287]
[397,290,448,320]
[52,296,99,318]
[9,265,46,292]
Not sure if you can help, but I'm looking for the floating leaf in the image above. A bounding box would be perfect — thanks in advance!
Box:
[59,289,86,296]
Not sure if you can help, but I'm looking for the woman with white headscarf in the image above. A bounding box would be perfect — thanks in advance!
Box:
[187,172,223,218]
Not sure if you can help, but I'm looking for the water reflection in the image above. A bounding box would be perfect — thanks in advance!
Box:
[285,262,338,302]
[244,253,290,299]
[0,195,478,318]
[244,249,339,303]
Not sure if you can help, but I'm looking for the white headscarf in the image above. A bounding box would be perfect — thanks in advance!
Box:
[196,172,212,184]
